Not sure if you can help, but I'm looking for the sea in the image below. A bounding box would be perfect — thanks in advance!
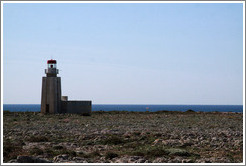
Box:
[2,104,243,113]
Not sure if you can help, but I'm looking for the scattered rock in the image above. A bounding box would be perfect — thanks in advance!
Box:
[162,139,180,146]
[113,156,146,163]
[182,159,193,163]
[168,156,183,163]
[123,132,132,138]
[7,159,18,163]
[152,139,163,146]
[152,157,168,163]
[53,154,69,162]
[72,157,88,163]
[4,111,243,163]
[17,156,52,163]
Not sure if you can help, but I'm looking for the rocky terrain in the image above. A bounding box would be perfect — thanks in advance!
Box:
[3,110,243,163]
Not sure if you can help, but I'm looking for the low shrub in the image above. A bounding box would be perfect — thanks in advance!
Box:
[53,145,64,150]
[29,147,44,155]
[130,146,169,158]
[80,113,91,116]
[185,109,196,113]
[105,152,118,159]
[27,135,49,142]
[100,135,125,145]
[167,148,191,156]
[145,147,169,157]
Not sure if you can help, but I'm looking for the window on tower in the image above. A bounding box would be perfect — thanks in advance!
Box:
[48,64,56,68]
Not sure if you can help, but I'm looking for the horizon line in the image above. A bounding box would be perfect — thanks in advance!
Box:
[2,103,244,106]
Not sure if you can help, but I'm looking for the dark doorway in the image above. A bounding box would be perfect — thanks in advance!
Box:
[46,104,49,113]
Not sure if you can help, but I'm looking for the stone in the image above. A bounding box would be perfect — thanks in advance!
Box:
[169,157,183,163]
[17,156,51,163]
[162,139,180,146]
[136,158,146,163]
[182,159,193,163]
[152,157,167,163]
[7,159,18,163]
[113,156,146,163]
[123,132,132,138]
[152,139,163,146]
[72,157,88,163]
[53,154,69,162]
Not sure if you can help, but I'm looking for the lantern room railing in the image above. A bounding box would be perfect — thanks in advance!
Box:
[45,68,59,73]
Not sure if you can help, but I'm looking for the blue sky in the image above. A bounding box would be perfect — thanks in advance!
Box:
[3,3,244,104]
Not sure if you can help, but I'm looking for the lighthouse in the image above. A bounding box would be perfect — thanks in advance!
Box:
[41,59,61,114]
[41,59,91,115]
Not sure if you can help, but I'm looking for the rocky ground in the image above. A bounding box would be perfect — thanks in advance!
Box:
[3,110,243,163]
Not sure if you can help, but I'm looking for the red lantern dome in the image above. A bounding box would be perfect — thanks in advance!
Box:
[47,59,57,64]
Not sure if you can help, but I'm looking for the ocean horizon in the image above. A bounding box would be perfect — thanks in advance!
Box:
[2,104,243,113]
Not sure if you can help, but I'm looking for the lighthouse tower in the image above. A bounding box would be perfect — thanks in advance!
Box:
[41,59,61,114]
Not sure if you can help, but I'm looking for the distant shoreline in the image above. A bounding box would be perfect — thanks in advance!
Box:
[3,104,243,113]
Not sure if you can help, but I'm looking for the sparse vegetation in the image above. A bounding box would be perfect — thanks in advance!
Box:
[130,146,169,157]
[100,135,125,145]
[3,111,243,163]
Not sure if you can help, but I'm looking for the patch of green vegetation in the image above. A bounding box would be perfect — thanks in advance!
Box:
[99,135,125,145]
[44,147,77,158]
[29,147,44,155]
[121,144,200,161]
[123,145,169,158]
[122,141,142,149]
[166,148,191,156]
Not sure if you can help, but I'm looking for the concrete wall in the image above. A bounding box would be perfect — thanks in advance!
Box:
[41,77,61,114]
[61,100,91,115]
[61,100,67,114]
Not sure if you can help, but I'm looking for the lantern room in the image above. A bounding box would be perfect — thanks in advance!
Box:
[47,59,57,69]
[45,59,59,77]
